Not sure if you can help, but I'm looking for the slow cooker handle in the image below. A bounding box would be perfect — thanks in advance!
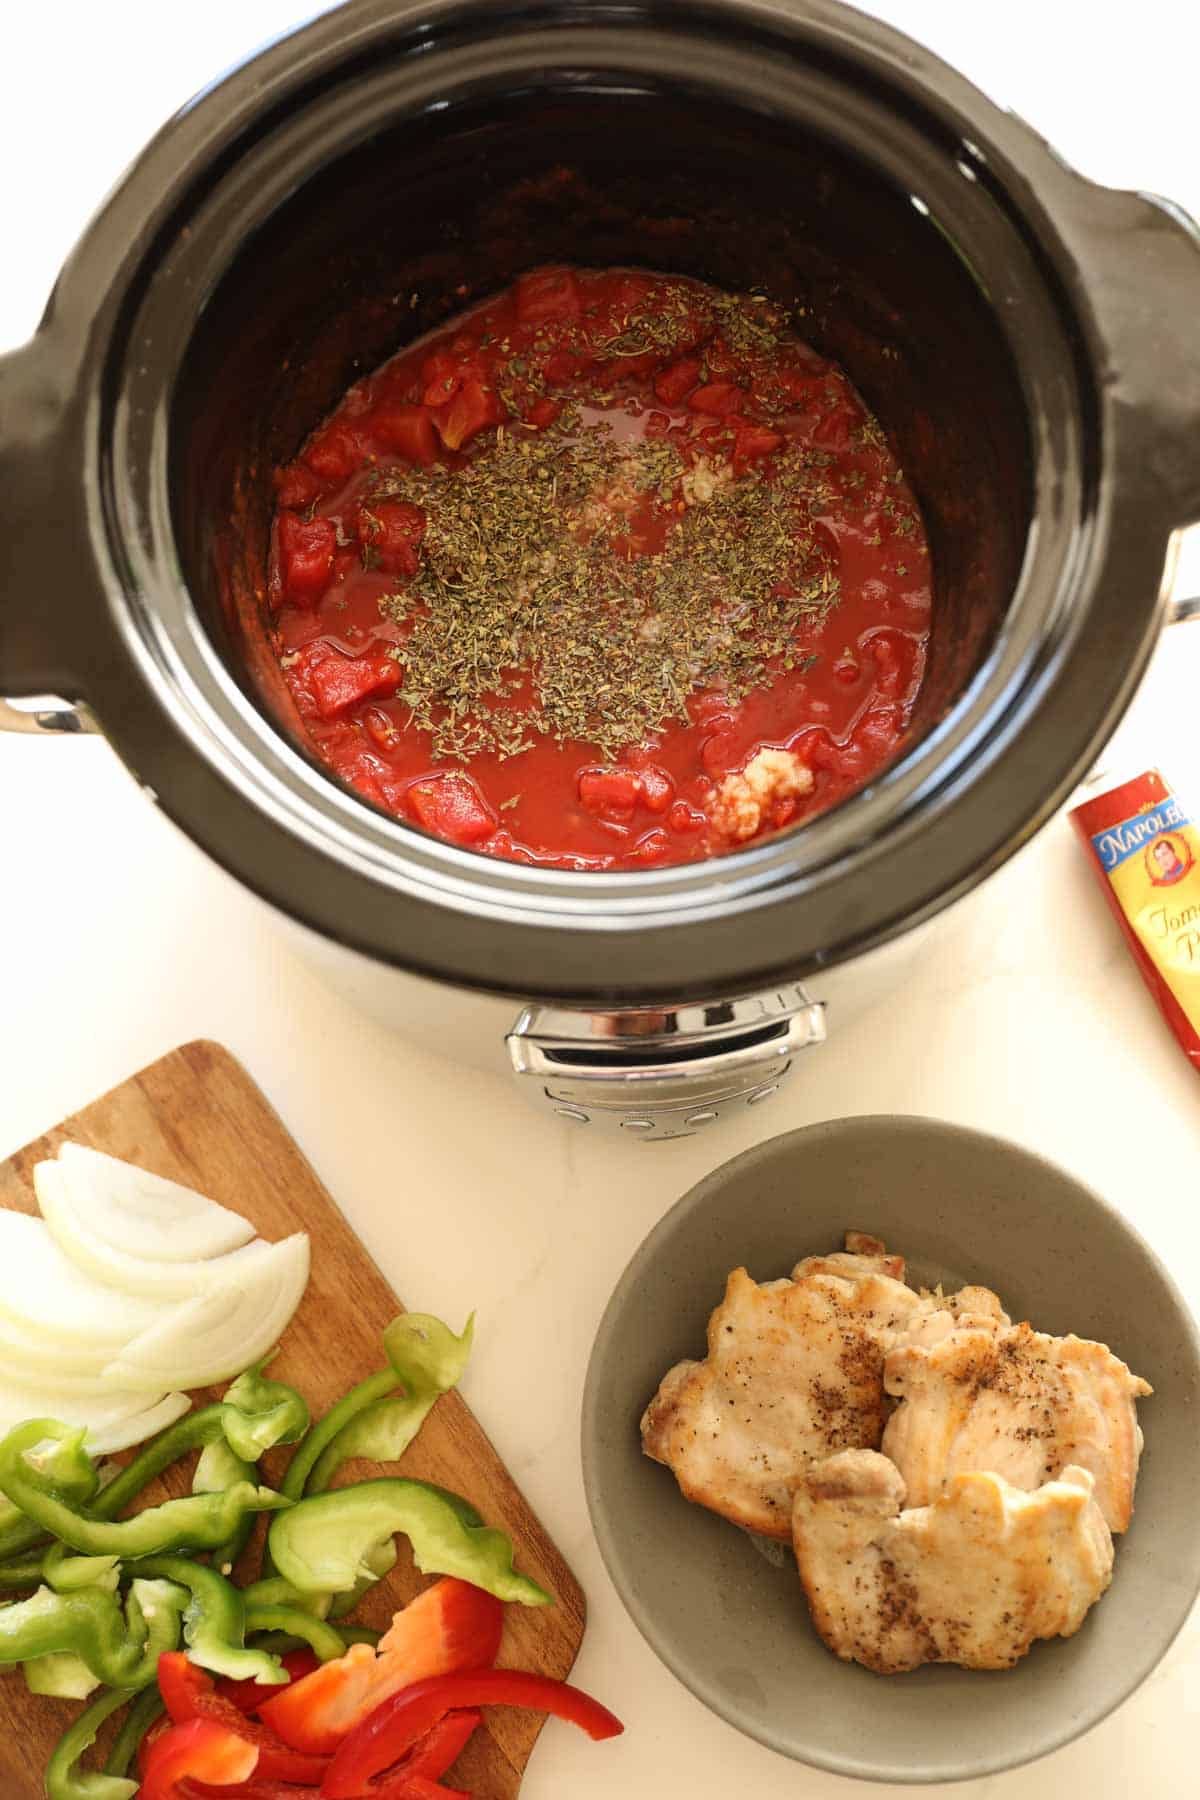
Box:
[1074,187,1200,531]
[0,337,100,736]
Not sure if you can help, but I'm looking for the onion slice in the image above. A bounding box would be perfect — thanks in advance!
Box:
[102,1234,311,1389]
[0,1307,128,1378]
[56,1143,256,1262]
[84,1394,192,1455]
[34,1162,272,1300]
[0,1378,189,1453]
[0,1353,164,1396]
[0,1213,172,1348]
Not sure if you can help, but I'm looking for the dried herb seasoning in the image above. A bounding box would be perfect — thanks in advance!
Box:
[371,415,841,762]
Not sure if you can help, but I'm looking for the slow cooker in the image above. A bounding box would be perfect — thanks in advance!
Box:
[2,0,1198,1138]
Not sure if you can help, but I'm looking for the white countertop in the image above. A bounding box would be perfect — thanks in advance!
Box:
[3,3,1199,1793]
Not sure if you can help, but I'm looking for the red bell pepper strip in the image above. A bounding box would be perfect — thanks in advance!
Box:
[261,1580,500,1755]
[139,1717,258,1800]
[218,1649,320,1714]
[398,1709,481,1780]
[158,1651,330,1784]
[138,1713,173,1778]
[184,1779,467,1800]
[373,1778,469,1800]
[323,1671,623,1797]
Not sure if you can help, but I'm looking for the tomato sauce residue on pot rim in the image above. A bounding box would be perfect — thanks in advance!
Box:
[265,265,931,871]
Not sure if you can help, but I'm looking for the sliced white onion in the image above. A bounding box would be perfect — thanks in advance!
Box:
[0,1213,172,1348]
[0,1350,165,1396]
[83,1393,191,1455]
[0,1376,188,1454]
[0,1308,118,1377]
[56,1143,255,1262]
[103,1235,311,1389]
[35,1162,272,1299]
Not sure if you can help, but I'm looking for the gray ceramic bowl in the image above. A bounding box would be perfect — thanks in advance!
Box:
[581,1116,1200,1784]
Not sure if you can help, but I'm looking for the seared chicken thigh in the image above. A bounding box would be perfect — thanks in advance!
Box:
[641,1234,930,1539]
[882,1313,1151,1533]
[792,1450,1113,1673]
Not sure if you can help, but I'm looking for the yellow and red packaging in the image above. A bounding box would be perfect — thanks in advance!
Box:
[1071,769,1200,1074]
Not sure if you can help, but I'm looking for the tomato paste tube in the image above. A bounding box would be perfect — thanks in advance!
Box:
[1071,769,1200,1073]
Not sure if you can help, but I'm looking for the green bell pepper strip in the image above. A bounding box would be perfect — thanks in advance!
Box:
[243,1603,347,1661]
[0,1433,100,1560]
[240,1574,332,1617]
[45,1685,139,1800]
[0,1551,45,1591]
[132,1553,287,1686]
[327,1537,397,1620]
[268,1478,551,1606]
[43,1542,121,1593]
[0,1578,186,1686]
[250,1623,380,1661]
[103,1686,165,1780]
[24,1649,101,1700]
[83,1365,308,1527]
[289,1314,474,1500]
[0,1420,289,1557]
[193,1438,257,1580]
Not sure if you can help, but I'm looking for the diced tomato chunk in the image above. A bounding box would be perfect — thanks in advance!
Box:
[305,421,366,484]
[732,422,784,477]
[525,396,562,429]
[542,345,594,385]
[421,349,466,408]
[688,382,745,416]
[852,704,902,756]
[371,405,440,465]
[362,706,400,751]
[579,769,640,815]
[296,643,402,720]
[422,348,460,385]
[358,499,427,575]
[408,773,497,845]
[701,729,740,775]
[866,629,914,699]
[606,272,655,311]
[668,800,707,834]
[515,267,582,324]
[812,406,856,450]
[630,829,670,863]
[654,357,702,407]
[277,512,336,608]
[637,767,675,813]
[274,462,324,509]
[434,379,504,451]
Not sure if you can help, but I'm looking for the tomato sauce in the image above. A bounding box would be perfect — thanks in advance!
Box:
[266,266,931,869]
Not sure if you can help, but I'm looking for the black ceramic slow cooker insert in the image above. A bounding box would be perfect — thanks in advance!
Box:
[2,0,1199,1017]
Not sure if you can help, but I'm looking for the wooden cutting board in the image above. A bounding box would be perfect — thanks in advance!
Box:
[0,1041,585,1798]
